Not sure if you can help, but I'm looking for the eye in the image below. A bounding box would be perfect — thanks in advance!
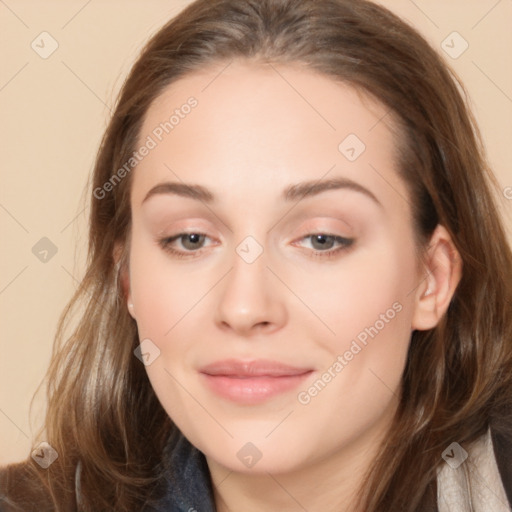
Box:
[295,233,354,259]
[158,232,213,258]
[158,232,354,260]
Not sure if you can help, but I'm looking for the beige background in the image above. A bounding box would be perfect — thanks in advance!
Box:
[1,0,511,464]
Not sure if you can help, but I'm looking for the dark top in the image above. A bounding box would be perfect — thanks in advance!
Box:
[142,427,217,512]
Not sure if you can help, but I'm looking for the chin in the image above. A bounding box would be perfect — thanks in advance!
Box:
[198,433,315,475]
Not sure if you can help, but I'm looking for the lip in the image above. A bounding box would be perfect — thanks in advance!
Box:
[199,359,314,404]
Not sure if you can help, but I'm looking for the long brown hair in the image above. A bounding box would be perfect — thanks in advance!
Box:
[2,0,511,510]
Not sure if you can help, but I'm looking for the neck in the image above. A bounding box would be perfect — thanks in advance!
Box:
[206,406,395,512]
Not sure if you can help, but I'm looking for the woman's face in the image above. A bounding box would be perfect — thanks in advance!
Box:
[126,60,426,474]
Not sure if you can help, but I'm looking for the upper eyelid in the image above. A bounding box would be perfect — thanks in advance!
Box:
[162,217,354,236]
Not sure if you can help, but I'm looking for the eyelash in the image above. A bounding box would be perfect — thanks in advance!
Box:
[158,232,354,260]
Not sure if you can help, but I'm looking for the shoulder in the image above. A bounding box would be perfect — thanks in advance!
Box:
[491,424,512,507]
[0,460,54,512]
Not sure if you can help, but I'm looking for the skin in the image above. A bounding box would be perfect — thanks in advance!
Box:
[123,59,462,511]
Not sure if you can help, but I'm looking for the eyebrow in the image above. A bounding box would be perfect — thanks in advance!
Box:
[142,177,382,207]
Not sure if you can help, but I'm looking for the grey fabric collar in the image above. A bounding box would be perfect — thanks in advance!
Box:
[437,428,512,511]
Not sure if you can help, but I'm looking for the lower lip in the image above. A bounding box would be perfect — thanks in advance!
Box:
[200,372,313,404]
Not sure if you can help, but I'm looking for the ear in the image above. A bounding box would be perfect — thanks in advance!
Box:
[113,241,135,319]
[411,225,462,331]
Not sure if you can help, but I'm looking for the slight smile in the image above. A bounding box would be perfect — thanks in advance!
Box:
[199,359,315,405]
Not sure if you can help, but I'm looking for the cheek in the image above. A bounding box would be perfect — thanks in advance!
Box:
[128,233,205,339]
[296,237,417,404]
[128,239,202,424]
[298,238,417,351]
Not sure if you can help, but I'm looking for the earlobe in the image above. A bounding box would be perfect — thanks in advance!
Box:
[121,268,136,319]
[121,267,137,320]
[411,225,462,331]
[113,241,136,319]
[125,277,136,319]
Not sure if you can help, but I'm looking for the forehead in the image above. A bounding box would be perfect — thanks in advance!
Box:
[131,59,404,208]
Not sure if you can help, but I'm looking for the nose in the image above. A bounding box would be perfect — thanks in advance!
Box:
[214,243,287,337]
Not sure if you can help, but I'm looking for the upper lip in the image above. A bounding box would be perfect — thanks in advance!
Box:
[199,359,313,377]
